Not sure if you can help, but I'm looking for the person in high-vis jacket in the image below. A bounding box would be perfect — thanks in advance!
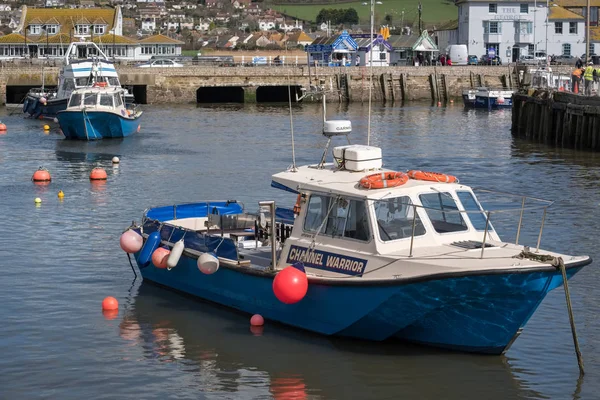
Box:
[584,62,595,95]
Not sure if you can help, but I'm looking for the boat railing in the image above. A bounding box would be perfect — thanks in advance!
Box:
[377,188,553,259]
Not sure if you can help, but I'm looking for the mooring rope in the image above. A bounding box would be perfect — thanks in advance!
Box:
[514,250,585,376]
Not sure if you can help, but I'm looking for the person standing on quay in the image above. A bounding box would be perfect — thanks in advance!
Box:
[584,62,595,95]
[571,67,583,93]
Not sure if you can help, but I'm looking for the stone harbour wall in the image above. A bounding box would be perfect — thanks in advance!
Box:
[0,65,576,104]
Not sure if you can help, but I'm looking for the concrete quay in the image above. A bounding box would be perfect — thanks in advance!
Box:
[0,65,575,105]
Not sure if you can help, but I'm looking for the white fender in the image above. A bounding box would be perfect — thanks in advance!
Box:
[198,252,219,274]
[167,239,185,268]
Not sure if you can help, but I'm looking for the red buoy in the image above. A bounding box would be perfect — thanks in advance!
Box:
[32,167,51,182]
[89,167,107,180]
[102,296,119,310]
[272,263,308,304]
[152,247,170,269]
[0,122,6,133]
[250,314,264,326]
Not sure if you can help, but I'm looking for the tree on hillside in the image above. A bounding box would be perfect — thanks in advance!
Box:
[316,8,359,25]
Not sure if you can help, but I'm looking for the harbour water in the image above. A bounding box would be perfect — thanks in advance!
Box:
[0,102,599,399]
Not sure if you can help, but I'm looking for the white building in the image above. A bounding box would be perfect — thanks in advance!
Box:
[456,0,586,63]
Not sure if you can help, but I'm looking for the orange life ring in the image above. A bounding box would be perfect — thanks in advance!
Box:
[359,171,409,189]
[92,82,107,88]
[407,170,458,183]
[293,193,302,215]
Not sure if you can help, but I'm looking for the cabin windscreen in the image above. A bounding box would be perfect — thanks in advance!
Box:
[419,192,469,233]
[304,194,370,241]
[456,191,494,231]
[83,93,97,106]
[99,94,113,107]
[69,93,82,107]
[374,196,426,241]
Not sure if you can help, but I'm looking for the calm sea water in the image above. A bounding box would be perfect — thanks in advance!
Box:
[0,102,599,400]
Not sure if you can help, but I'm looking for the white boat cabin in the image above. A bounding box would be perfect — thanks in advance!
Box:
[67,87,127,112]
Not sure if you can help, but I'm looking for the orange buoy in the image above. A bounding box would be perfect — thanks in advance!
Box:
[359,171,409,189]
[407,170,458,183]
[32,167,51,182]
[102,296,119,310]
[0,122,6,132]
[89,167,107,180]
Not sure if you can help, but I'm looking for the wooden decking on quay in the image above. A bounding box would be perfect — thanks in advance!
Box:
[512,91,600,151]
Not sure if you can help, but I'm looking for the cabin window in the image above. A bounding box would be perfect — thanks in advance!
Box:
[83,93,97,106]
[62,78,75,92]
[304,195,370,241]
[456,191,494,231]
[99,94,113,107]
[114,93,123,107]
[107,77,120,86]
[75,77,91,86]
[68,93,82,107]
[374,196,426,241]
[419,192,468,233]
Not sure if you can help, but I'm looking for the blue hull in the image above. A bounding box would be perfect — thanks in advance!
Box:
[473,95,513,109]
[57,110,141,140]
[135,241,586,354]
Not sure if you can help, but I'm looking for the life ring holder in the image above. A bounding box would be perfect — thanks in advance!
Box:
[359,171,409,189]
[407,170,458,183]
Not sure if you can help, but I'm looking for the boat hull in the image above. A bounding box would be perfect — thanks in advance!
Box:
[473,95,513,109]
[23,96,67,120]
[135,248,587,354]
[57,110,141,140]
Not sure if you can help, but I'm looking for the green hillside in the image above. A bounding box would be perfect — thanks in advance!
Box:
[268,0,458,27]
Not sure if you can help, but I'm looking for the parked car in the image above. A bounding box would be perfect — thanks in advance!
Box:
[136,59,184,68]
[479,54,502,65]
[551,55,577,65]
[518,55,539,65]
[467,55,478,65]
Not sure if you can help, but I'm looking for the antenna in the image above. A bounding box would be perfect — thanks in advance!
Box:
[287,72,298,172]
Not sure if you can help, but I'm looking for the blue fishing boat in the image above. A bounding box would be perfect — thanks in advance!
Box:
[462,87,514,109]
[57,86,142,140]
[23,41,134,120]
[120,90,592,355]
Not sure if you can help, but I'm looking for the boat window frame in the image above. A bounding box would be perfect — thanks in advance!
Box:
[417,190,470,235]
[99,93,114,108]
[303,193,372,243]
[455,190,495,232]
[114,92,123,107]
[83,92,98,107]
[373,195,427,242]
[68,92,82,108]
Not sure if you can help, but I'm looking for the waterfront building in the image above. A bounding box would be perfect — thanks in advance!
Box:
[455,0,588,63]
[0,6,183,61]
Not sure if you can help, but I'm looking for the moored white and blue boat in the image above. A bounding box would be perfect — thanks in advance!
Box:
[121,91,592,355]
[57,86,142,140]
[23,42,134,120]
[463,87,515,109]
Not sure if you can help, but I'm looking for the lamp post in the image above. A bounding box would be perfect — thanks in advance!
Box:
[545,0,548,65]
[533,0,537,56]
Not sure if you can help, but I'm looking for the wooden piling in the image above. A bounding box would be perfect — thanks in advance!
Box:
[512,91,600,151]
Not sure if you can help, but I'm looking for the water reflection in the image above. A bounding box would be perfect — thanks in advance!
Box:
[123,283,544,400]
